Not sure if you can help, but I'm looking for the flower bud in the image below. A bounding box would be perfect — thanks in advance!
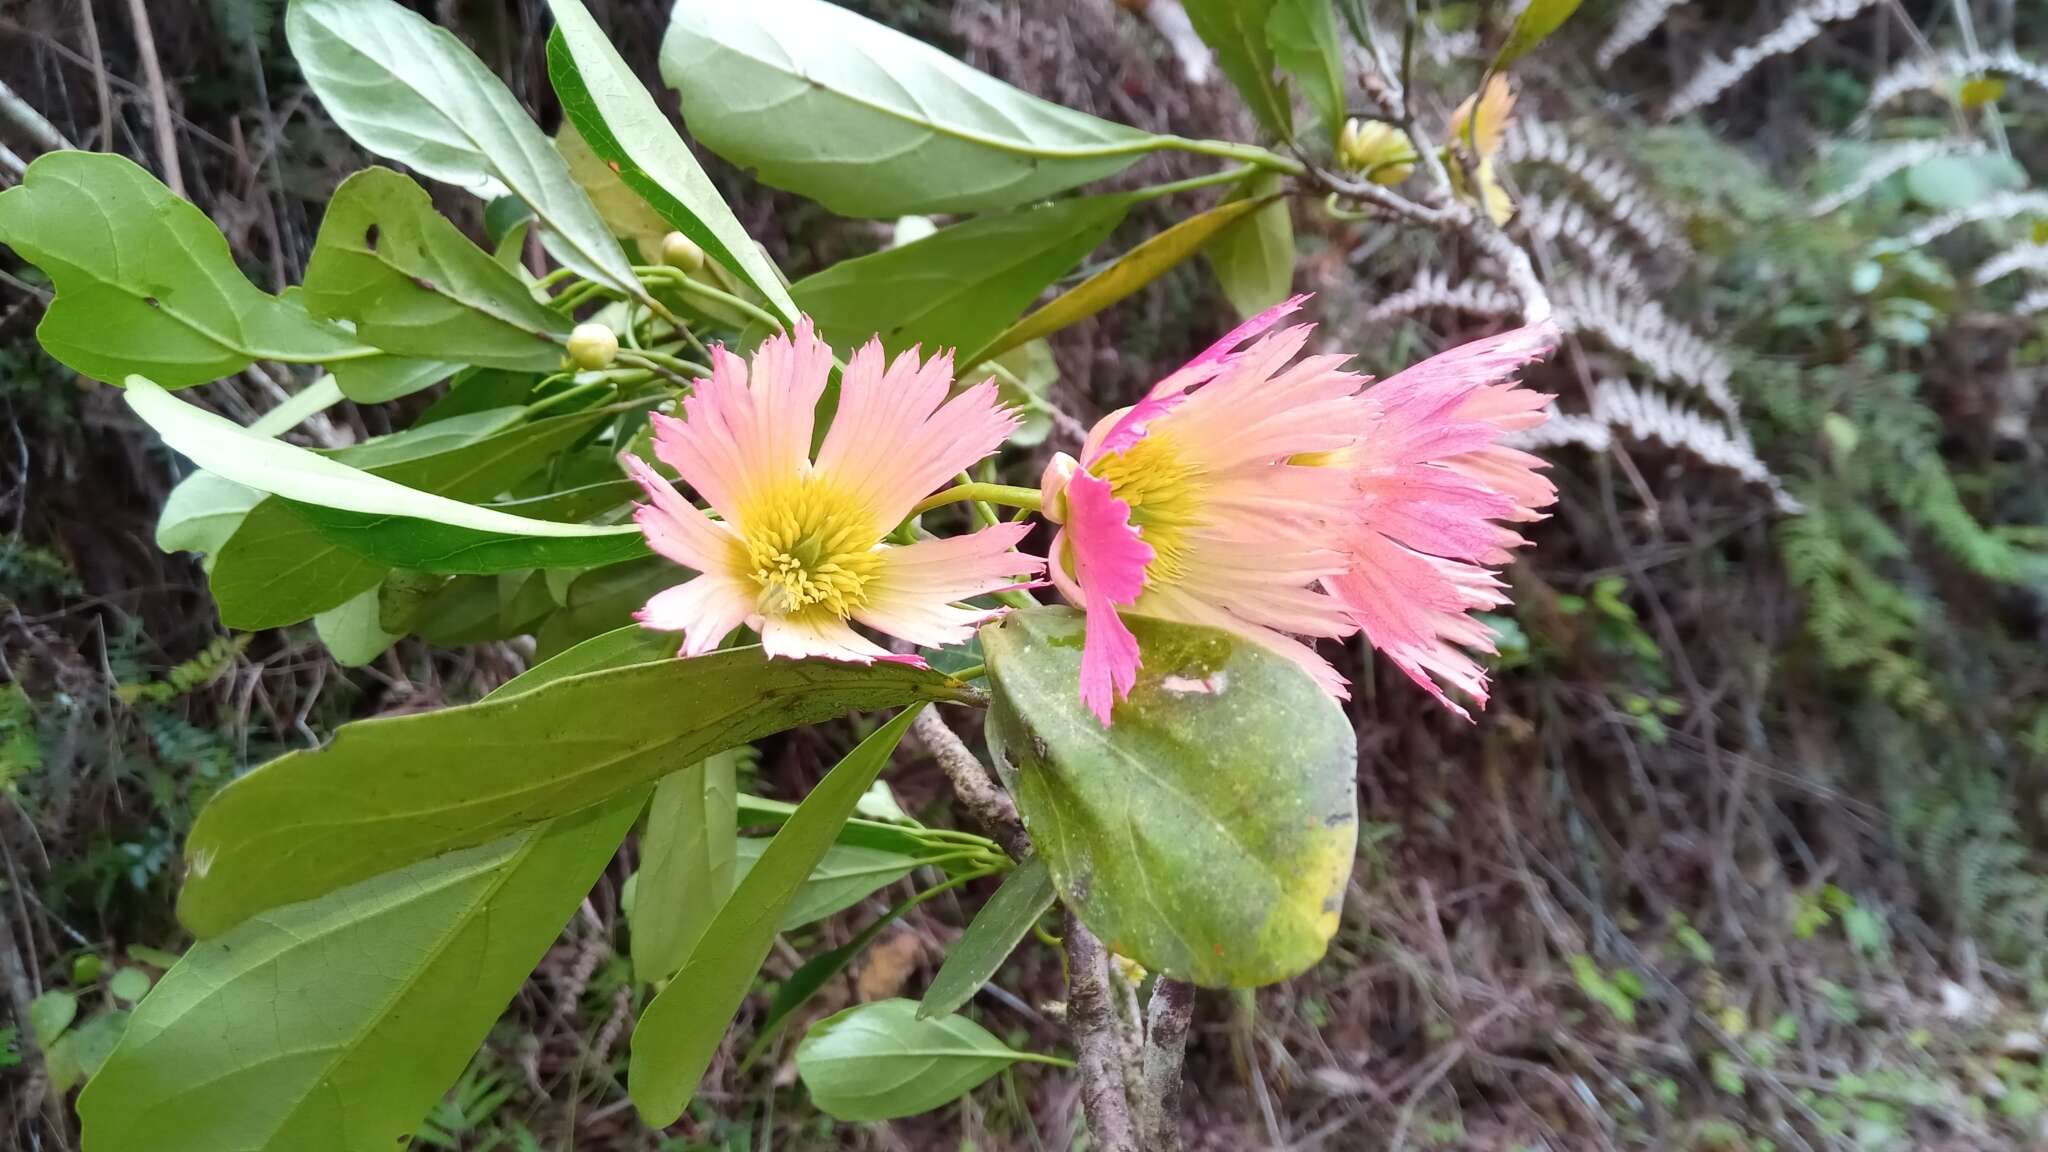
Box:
[1336,118,1416,186]
[660,231,706,274]
[567,322,619,370]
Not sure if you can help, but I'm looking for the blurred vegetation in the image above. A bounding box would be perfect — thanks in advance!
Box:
[3,0,2047,1149]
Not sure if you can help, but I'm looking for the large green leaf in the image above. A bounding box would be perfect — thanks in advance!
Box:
[544,3,799,324]
[127,379,644,625]
[792,195,1130,359]
[303,168,572,371]
[203,405,631,629]
[628,707,923,1126]
[1267,0,1346,141]
[734,838,921,929]
[796,999,1042,1122]
[285,0,637,297]
[980,607,1357,987]
[632,750,741,984]
[969,196,1266,365]
[179,655,967,937]
[0,151,368,388]
[80,796,642,1152]
[917,855,1055,1019]
[1183,0,1293,138]
[659,0,1159,217]
[1206,174,1296,319]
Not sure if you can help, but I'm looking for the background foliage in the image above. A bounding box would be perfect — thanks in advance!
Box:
[2,0,2046,1149]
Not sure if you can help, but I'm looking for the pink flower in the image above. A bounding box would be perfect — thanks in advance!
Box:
[1040,296,1370,724]
[1324,323,1560,718]
[625,319,1042,664]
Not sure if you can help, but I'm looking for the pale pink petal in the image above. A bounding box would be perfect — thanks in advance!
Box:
[856,523,1045,649]
[636,576,756,657]
[1087,294,1312,463]
[623,454,742,573]
[1352,464,1526,565]
[1060,469,1153,724]
[815,340,1019,530]
[652,319,832,523]
[1328,532,1510,719]
[758,613,894,663]
[1139,584,1350,700]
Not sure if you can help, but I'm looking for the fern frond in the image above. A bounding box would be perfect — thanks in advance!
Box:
[1587,379,1797,510]
[1522,197,1650,291]
[1871,191,2048,254]
[1361,269,1519,327]
[1970,244,2048,287]
[1554,276,1740,418]
[2018,287,2048,316]
[1597,0,1689,70]
[1809,138,1990,217]
[1665,0,1880,120]
[1503,121,1690,256]
[1863,47,2048,124]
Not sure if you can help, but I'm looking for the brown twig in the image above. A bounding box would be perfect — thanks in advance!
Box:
[909,707,1031,860]
[120,0,184,197]
[76,0,114,150]
[1136,978,1194,1152]
[1065,909,1140,1152]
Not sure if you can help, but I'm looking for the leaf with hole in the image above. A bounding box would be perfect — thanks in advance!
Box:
[659,0,1161,216]
[797,999,1048,1122]
[545,2,799,322]
[303,167,572,372]
[628,707,925,1126]
[0,151,368,388]
[981,607,1357,987]
[286,0,636,296]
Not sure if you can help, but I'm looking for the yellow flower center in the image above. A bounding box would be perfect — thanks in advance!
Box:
[741,477,880,620]
[1090,432,1205,583]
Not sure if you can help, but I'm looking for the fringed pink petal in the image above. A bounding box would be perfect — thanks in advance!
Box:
[636,576,756,657]
[652,319,832,522]
[815,340,1019,530]
[758,613,893,663]
[1087,294,1313,463]
[1351,465,1528,565]
[856,523,1045,649]
[622,454,741,572]
[1140,584,1351,700]
[1328,533,1509,719]
[1062,469,1153,725]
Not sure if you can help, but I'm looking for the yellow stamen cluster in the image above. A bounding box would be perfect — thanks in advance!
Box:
[742,477,880,620]
[1091,432,1205,583]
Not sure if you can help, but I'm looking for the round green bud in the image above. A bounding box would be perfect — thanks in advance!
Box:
[72,954,103,984]
[567,322,619,371]
[660,231,706,274]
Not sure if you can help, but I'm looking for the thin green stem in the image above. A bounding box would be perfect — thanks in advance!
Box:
[534,267,581,293]
[948,662,986,683]
[913,483,1042,516]
[1123,165,1262,201]
[620,348,709,379]
[635,264,786,334]
[1150,136,1306,175]
[522,378,616,419]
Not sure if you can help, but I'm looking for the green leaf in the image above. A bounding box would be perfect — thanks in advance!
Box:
[179,655,966,937]
[0,151,364,387]
[1206,173,1295,319]
[544,3,800,324]
[28,989,76,1048]
[796,999,1038,1122]
[79,795,641,1152]
[313,583,406,667]
[918,856,1055,1019]
[1267,0,1346,141]
[327,353,459,405]
[632,750,742,984]
[303,167,573,372]
[988,341,1059,448]
[736,794,982,868]
[791,195,1131,359]
[981,607,1357,987]
[128,379,645,627]
[659,0,1159,217]
[1182,0,1293,138]
[47,1011,129,1095]
[734,839,922,930]
[628,707,925,1126]
[271,501,649,577]
[156,472,262,563]
[1493,0,1583,67]
[285,0,637,297]
[969,196,1267,365]
[107,968,153,1005]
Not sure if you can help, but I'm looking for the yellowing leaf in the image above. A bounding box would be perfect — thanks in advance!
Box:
[1959,74,2006,108]
[557,118,672,263]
